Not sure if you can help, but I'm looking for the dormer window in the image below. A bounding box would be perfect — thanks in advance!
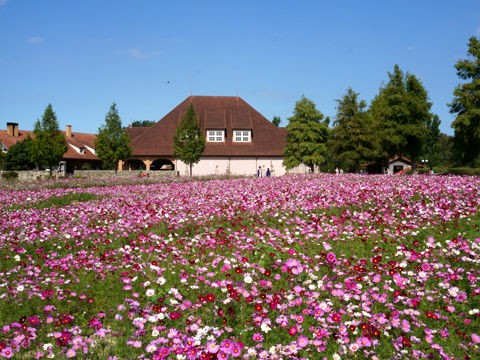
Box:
[207,130,224,142]
[233,130,251,142]
[68,143,87,154]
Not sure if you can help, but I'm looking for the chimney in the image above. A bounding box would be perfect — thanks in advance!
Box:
[66,124,72,138]
[6,122,19,137]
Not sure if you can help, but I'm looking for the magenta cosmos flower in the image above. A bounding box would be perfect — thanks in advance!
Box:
[326,252,336,263]
[252,333,264,342]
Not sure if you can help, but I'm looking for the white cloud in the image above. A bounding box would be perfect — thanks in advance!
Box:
[27,36,44,44]
[126,48,156,60]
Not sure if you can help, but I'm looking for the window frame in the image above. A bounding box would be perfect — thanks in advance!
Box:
[206,129,225,142]
[232,129,251,142]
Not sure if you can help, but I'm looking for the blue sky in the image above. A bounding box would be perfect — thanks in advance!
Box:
[1,1,479,135]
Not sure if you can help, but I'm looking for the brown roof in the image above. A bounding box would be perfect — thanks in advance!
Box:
[388,154,412,165]
[63,131,98,160]
[0,126,98,161]
[125,126,150,143]
[129,96,287,157]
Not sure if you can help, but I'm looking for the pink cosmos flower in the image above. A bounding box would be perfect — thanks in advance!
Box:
[297,335,309,348]
[421,262,431,271]
[230,343,242,357]
[217,352,228,359]
[472,333,480,343]
[401,319,410,333]
[326,252,336,263]
[252,333,264,342]
[0,347,14,358]
[65,348,76,358]
[220,339,233,354]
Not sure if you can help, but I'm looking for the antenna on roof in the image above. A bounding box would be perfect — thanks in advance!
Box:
[235,72,239,97]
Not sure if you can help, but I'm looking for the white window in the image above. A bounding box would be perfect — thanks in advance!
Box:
[207,130,224,142]
[233,130,251,142]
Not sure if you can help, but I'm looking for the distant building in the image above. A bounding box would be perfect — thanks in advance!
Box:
[2,96,310,176]
[0,122,101,172]
[124,96,292,176]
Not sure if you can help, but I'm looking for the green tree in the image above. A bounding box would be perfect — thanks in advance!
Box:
[130,120,156,127]
[173,104,206,176]
[95,103,132,172]
[283,96,329,172]
[420,114,441,166]
[5,137,36,171]
[435,133,455,168]
[329,88,375,172]
[31,104,67,174]
[369,65,431,171]
[272,116,281,127]
[449,36,480,166]
[0,149,5,170]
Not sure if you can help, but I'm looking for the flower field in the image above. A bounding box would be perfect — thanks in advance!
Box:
[0,174,479,359]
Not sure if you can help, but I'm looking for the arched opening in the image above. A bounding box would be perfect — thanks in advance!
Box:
[151,159,175,171]
[125,159,146,170]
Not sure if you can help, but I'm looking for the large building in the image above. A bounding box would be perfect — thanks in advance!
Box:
[124,96,290,176]
[2,96,299,176]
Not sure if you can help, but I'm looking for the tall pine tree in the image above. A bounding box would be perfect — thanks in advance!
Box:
[173,104,206,176]
[95,103,132,172]
[329,88,375,172]
[369,65,431,171]
[31,104,67,175]
[283,96,329,173]
[449,36,480,166]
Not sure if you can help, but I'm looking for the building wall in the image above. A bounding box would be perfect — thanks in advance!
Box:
[387,160,411,174]
[174,157,288,177]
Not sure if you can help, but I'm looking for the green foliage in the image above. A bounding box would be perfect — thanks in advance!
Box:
[95,103,132,171]
[446,167,480,176]
[31,104,67,173]
[0,150,5,170]
[272,116,281,127]
[34,192,98,209]
[329,88,376,172]
[369,65,431,167]
[1,170,18,181]
[283,96,329,172]
[449,36,480,166]
[173,104,206,176]
[130,120,156,127]
[4,136,36,171]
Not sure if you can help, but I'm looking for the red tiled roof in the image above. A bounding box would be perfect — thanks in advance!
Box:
[0,127,98,161]
[0,129,34,149]
[130,96,287,157]
[63,132,98,160]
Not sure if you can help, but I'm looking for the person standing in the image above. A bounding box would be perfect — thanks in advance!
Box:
[257,166,263,177]
[266,168,271,177]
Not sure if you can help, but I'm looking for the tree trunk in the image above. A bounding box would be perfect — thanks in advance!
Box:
[411,160,418,174]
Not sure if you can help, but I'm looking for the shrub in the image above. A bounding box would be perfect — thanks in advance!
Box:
[447,167,480,176]
[1,170,18,181]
